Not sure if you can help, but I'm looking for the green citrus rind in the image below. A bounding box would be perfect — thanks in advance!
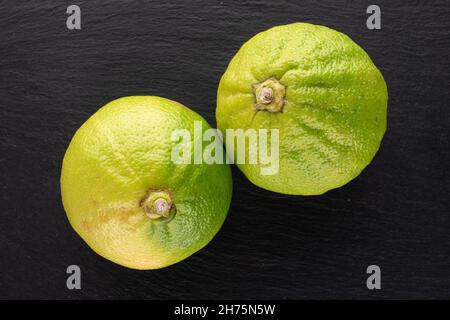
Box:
[61,96,232,269]
[216,23,388,195]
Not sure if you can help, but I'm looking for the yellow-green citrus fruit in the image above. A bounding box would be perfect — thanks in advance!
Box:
[61,96,232,269]
[216,23,388,195]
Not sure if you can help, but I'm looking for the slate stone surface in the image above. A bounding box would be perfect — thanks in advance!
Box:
[0,0,449,299]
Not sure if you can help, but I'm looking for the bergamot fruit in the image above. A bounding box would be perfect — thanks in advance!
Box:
[216,23,387,195]
[61,96,232,269]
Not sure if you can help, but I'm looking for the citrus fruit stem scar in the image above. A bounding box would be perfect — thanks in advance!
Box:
[141,190,176,220]
[253,77,286,112]
[154,198,170,217]
[259,87,273,104]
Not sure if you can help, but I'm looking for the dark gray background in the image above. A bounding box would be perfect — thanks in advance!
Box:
[1,0,449,299]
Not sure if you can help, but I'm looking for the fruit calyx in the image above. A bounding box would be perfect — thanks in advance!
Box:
[253,77,286,112]
[141,189,176,221]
